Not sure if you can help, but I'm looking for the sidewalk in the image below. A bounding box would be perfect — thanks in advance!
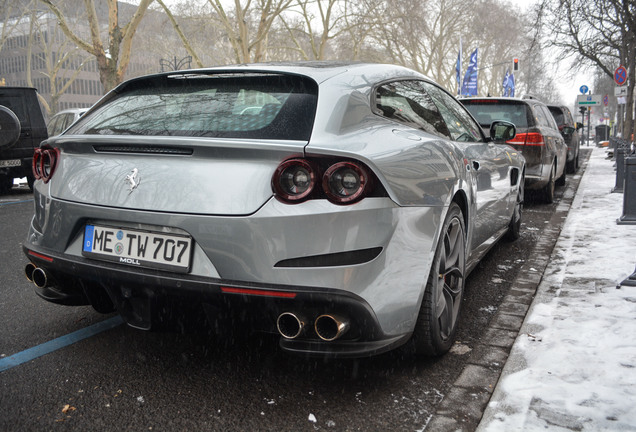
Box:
[477,146,636,431]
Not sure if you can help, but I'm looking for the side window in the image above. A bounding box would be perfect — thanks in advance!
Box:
[374,80,450,138]
[423,83,482,142]
[533,104,551,128]
[541,106,559,129]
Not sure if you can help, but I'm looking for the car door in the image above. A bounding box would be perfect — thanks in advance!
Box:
[424,83,513,250]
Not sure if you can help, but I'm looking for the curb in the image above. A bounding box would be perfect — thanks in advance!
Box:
[427,149,593,431]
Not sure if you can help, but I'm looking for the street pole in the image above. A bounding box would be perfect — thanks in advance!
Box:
[587,107,591,146]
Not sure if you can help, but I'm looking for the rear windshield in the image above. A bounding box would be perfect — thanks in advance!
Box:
[69,73,318,140]
[461,100,529,129]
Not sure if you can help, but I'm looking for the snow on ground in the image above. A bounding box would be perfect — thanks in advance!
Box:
[478,146,636,431]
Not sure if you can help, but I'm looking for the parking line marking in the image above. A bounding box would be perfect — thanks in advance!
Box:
[0,315,124,373]
[0,199,34,206]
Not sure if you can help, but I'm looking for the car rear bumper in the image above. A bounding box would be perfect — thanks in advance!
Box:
[23,244,411,357]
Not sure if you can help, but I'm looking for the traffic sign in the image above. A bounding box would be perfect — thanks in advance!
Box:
[577,94,602,106]
[615,86,628,97]
[603,94,609,106]
[615,66,627,86]
[580,85,589,94]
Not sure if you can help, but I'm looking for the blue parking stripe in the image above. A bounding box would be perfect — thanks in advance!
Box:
[0,199,34,206]
[0,315,124,373]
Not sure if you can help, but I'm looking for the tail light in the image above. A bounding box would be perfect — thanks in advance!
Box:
[507,132,545,146]
[272,158,317,202]
[322,161,370,204]
[273,158,376,205]
[32,146,60,183]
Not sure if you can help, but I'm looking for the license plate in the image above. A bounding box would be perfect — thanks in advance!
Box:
[0,159,21,168]
[82,225,193,273]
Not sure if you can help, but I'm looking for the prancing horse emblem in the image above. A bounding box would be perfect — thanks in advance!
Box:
[124,168,141,193]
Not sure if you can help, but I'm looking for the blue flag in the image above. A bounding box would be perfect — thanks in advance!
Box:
[508,73,515,97]
[502,69,510,96]
[461,48,478,96]
[456,38,462,95]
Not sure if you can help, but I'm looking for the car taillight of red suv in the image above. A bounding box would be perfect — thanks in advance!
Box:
[507,132,545,146]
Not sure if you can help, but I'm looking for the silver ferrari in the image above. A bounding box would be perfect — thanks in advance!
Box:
[23,62,525,358]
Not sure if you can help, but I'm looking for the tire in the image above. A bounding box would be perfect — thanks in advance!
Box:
[0,106,21,148]
[556,163,566,187]
[506,172,524,241]
[0,174,13,195]
[26,173,35,191]
[410,202,466,357]
[542,163,555,204]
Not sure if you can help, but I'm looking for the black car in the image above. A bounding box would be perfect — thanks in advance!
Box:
[460,97,568,203]
[0,87,48,193]
[547,104,582,173]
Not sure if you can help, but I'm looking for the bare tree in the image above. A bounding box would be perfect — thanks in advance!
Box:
[278,0,346,61]
[39,0,154,92]
[27,12,91,114]
[206,0,294,63]
[1,0,34,53]
[537,0,636,138]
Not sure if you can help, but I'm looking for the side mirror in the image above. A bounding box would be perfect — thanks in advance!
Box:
[576,122,583,131]
[561,126,575,136]
[490,120,516,144]
[0,105,21,148]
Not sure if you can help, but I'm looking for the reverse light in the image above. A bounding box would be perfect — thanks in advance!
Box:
[32,146,60,183]
[507,132,545,146]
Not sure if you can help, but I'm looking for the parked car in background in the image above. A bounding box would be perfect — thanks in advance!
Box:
[0,86,48,193]
[23,62,525,358]
[547,104,582,173]
[460,97,567,203]
[47,108,88,137]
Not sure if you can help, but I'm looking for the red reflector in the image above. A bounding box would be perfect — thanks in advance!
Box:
[507,132,545,146]
[28,250,54,263]
[221,287,297,298]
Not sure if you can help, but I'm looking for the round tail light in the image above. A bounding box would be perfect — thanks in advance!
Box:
[272,158,317,202]
[32,146,60,183]
[322,161,369,204]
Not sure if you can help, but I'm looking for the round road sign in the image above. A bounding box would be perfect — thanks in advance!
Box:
[615,66,627,86]
[580,85,589,94]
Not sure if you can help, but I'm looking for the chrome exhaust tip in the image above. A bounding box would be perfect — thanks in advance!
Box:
[25,263,37,282]
[314,314,349,341]
[277,312,306,339]
[32,267,49,289]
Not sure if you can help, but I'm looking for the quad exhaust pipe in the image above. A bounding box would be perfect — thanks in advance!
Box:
[276,312,350,341]
[314,314,349,341]
[25,263,51,289]
[277,312,306,339]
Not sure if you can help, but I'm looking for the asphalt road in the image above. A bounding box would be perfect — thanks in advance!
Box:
[0,153,586,431]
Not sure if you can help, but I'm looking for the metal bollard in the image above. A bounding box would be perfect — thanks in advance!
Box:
[612,147,626,193]
[610,137,619,161]
[617,156,636,224]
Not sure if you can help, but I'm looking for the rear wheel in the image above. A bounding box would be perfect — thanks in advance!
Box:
[506,172,524,241]
[567,146,580,173]
[0,175,12,195]
[556,162,566,187]
[410,203,466,357]
[542,163,556,204]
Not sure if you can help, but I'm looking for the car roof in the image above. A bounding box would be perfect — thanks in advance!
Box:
[112,61,430,92]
